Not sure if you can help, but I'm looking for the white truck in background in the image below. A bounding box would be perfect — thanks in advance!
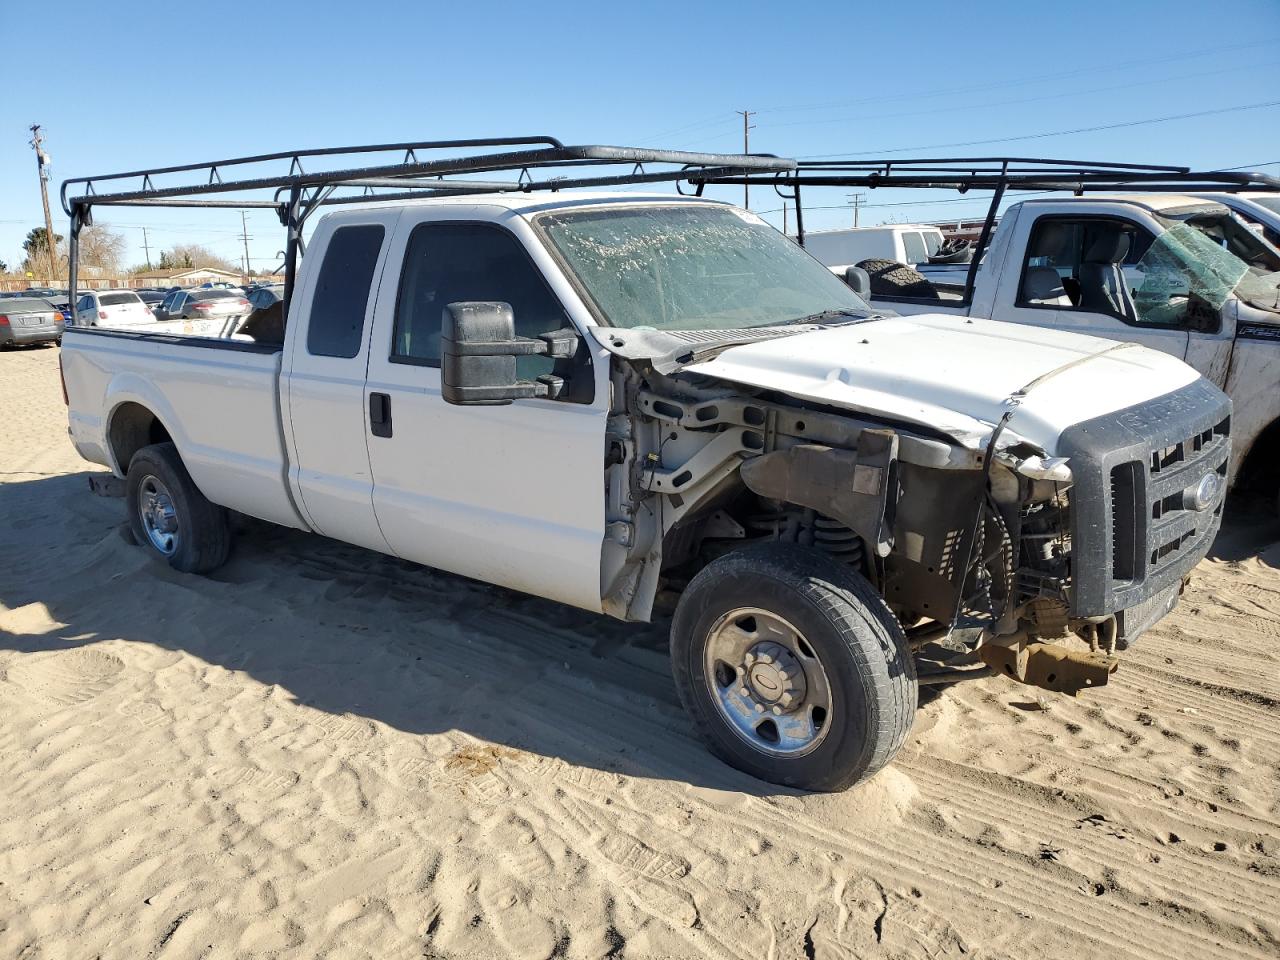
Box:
[1193,191,1280,247]
[59,143,1232,791]
[858,194,1280,511]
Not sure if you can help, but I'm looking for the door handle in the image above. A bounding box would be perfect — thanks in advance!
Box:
[369,392,393,438]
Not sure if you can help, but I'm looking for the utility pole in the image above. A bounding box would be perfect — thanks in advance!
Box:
[141,227,152,269]
[240,211,253,282]
[29,124,59,280]
[735,110,755,210]
[847,191,866,228]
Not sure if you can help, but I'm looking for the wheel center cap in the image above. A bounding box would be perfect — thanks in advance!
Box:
[743,641,807,711]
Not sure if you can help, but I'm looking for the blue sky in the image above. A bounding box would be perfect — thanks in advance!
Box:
[2,0,1277,274]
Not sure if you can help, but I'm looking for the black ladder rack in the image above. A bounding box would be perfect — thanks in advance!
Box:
[690,156,1280,305]
[61,136,796,310]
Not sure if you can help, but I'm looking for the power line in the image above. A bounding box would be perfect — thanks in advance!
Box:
[637,36,1280,149]
[756,36,1280,117]
[800,99,1280,158]
[765,60,1280,132]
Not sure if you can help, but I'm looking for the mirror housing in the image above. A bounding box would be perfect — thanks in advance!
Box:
[440,301,578,406]
[844,266,871,298]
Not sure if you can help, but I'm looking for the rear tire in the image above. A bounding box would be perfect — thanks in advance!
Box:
[670,544,917,791]
[126,442,232,574]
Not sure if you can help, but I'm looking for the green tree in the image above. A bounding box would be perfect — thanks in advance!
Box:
[23,227,63,259]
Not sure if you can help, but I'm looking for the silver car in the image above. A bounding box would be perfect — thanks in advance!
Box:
[0,297,65,348]
[153,288,251,323]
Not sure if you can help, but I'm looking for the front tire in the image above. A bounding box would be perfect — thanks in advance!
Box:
[126,442,232,574]
[671,544,916,791]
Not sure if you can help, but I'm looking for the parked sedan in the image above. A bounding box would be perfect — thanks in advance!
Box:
[153,288,251,323]
[246,284,284,312]
[0,297,65,348]
[74,289,155,327]
[136,289,167,310]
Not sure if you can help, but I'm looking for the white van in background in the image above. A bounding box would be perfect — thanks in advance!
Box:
[799,224,944,267]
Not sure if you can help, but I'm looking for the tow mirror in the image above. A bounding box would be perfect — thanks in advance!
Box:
[844,266,871,298]
[441,301,578,406]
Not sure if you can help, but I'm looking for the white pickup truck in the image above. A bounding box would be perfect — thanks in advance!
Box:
[852,194,1279,510]
[61,178,1232,791]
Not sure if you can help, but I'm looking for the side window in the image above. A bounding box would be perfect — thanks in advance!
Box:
[391,222,572,378]
[307,224,386,358]
[901,231,927,265]
[77,294,93,312]
[1019,218,1164,324]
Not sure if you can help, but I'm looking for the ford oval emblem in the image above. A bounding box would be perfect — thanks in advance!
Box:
[1186,472,1221,512]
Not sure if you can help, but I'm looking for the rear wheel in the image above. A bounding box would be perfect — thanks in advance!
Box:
[126,442,231,574]
[670,544,917,791]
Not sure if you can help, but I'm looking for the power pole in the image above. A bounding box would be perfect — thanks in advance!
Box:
[29,124,59,280]
[240,211,253,282]
[847,191,866,228]
[141,227,152,269]
[735,110,755,210]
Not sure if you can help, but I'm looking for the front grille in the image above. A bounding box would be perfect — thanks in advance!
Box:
[1108,417,1229,590]
[1057,378,1232,618]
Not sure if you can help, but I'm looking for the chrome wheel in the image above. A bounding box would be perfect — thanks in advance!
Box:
[703,607,833,757]
[137,475,179,555]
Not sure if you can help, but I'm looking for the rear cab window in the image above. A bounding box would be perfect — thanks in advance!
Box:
[307,224,386,358]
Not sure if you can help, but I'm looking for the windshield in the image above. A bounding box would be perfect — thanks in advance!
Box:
[1142,213,1280,316]
[536,204,872,331]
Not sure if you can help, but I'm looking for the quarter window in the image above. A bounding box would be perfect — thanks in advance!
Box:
[391,222,571,378]
[901,231,928,265]
[307,224,386,358]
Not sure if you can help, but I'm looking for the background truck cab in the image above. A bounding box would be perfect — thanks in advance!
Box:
[706,159,1280,511]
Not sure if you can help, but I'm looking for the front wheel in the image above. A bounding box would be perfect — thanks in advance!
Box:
[670,544,917,791]
[126,442,232,574]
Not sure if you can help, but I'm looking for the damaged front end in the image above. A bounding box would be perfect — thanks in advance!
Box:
[597,326,1229,700]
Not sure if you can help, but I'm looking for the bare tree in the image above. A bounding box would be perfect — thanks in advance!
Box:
[78,225,127,272]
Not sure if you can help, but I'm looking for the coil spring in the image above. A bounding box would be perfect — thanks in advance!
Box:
[743,511,866,568]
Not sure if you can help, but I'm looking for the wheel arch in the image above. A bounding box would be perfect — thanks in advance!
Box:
[1234,414,1280,496]
[102,374,189,477]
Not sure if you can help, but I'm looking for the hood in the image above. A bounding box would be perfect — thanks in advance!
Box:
[684,314,1201,452]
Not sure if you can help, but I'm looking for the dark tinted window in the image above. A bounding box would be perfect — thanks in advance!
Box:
[392,222,569,377]
[307,224,385,358]
[190,289,237,301]
[100,292,141,306]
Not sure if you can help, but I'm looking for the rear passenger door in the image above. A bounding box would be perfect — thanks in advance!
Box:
[282,212,400,554]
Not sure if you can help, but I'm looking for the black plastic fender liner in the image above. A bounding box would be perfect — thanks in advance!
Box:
[738,431,899,557]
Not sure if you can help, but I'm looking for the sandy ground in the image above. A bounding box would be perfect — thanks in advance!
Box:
[0,344,1277,960]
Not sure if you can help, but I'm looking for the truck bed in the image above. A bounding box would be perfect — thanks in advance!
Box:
[61,327,307,531]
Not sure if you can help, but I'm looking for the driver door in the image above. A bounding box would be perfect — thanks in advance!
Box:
[1009,212,1191,361]
[363,211,609,612]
